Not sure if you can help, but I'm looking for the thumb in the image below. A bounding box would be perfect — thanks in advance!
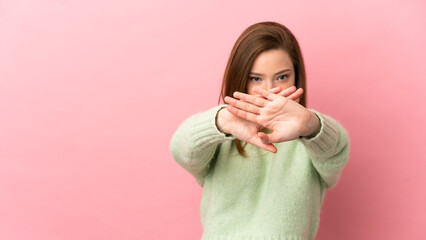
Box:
[258,132,270,143]
[258,132,281,144]
[251,135,277,153]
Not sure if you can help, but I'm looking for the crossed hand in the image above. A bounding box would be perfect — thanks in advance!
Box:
[218,86,319,153]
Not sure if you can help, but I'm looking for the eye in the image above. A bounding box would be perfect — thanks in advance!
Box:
[250,77,261,82]
[278,75,288,80]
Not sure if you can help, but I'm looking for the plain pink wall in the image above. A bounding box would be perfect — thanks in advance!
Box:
[1,0,425,239]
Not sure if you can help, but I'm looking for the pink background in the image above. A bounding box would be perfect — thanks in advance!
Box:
[1,0,425,239]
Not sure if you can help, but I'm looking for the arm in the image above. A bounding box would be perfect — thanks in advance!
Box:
[169,104,235,187]
[298,109,350,189]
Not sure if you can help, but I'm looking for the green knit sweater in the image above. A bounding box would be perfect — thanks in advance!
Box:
[169,104,350,240]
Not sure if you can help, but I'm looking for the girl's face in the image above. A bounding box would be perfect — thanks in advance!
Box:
[247,48,296,96]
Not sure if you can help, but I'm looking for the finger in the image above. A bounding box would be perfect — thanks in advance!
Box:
[253,87,279,101]
[295,98,300,103]
[277,86,297,97]
[258,132,270,143]
[233,91,269,107]
[252,87,281,98]
[224,96,261,114]
[263,143,277,153]
[226,105,260,124]
[269,86,282,93]
[287,88,304,101]
[259,131,285,144]
[251,136,277,153]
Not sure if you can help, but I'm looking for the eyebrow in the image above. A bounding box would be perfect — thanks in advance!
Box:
[249,69,291,76]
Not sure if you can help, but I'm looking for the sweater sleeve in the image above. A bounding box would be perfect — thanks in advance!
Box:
[298,109,350,189]
[169,104,236,187]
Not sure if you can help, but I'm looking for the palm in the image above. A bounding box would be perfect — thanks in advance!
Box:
[258,97,310,142]
[224,86,311,145]
[220,108,277,152]
[231,117,260,143]
[221,86,304,153]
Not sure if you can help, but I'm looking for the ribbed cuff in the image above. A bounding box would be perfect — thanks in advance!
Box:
[190,104,235,153]
[298,109,339,159]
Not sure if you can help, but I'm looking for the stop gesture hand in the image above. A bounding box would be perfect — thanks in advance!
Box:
[217,86,304,153]
[224,87,321,145]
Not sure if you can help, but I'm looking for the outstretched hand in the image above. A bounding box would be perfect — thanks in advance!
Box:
[217,86,304,153]
[224,87,320,145]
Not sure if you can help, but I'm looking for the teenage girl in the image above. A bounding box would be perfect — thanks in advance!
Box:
[170,21,349,240]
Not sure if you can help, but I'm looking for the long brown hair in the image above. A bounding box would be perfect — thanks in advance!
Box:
[218,21,307,157]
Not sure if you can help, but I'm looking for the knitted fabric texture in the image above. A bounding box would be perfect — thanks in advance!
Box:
[169,104,350,240]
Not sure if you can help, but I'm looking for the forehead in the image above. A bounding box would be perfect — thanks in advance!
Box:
[251,48,294,72]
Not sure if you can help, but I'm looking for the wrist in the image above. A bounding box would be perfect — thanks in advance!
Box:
[216,108,232,135]
[301,110,321,138]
